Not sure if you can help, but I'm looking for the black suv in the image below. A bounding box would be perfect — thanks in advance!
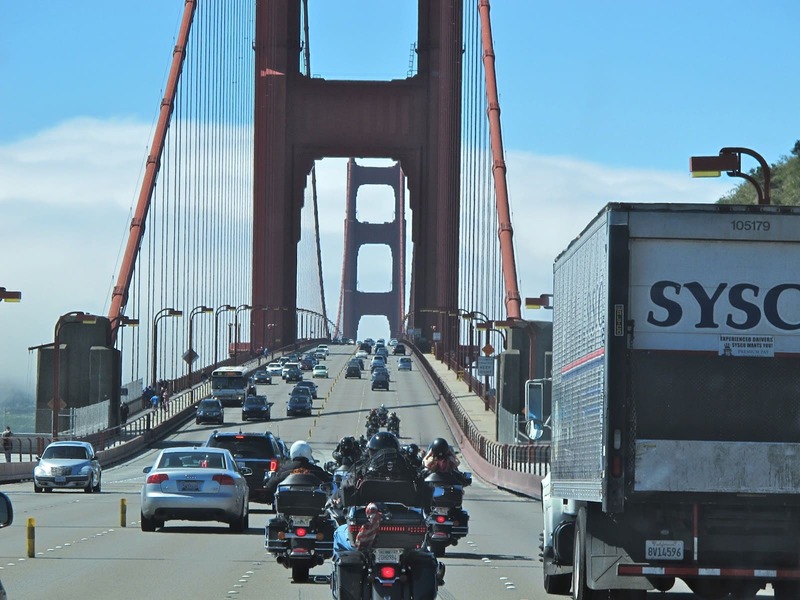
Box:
[205,431,288,504]
[345,363,362,379]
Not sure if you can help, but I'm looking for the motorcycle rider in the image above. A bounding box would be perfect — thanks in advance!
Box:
[365,408,380,435]
[263,440,332,504]
[423,438,466,480]
[377,403,389,426]
[387,411,400,434]
[332,435,361,468]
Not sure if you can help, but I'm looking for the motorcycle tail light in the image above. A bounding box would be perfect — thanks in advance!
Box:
[295,527,307,537]
[269,460,279,472]
[435,515,446,524]
[380,566,396,579]
[316,532,325,541]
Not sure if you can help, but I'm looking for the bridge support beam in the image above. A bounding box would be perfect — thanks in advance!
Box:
[251,0,463,351]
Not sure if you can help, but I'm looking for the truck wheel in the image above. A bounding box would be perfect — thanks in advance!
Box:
[686,579,727,599]
[572,513,600,600]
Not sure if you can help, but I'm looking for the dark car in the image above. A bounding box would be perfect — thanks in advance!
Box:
[393,344,406,356]
[284,366,303,382]
[294,380,318,399]
[196,397,224,425]
[241,395,271,421]
[205,431,286,504]
[371,370,390,391]
[287,389,313,417]
[299,357,316,371]
[252,370,272,385]
[345,363,362,379]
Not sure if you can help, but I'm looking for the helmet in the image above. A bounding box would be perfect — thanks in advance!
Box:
[367,431,400,455]
[428,438,451,459]
[290,440,315,463]
[340,436,355,452]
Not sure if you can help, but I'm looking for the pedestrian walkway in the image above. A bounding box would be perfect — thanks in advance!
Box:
[423,354,497,443]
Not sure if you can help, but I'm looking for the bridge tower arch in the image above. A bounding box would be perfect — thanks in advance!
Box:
[251,0,462,351]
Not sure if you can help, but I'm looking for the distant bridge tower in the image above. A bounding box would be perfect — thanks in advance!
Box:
[341,160,406,339]
[251,0,462,352]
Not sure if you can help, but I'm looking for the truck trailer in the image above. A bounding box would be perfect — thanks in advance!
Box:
[540,203,800,599]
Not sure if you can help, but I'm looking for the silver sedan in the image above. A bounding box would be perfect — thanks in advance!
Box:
[140,447,251,533]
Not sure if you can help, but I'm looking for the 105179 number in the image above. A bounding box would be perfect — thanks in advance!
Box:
[645,540,683,560]
[731,220,770,232]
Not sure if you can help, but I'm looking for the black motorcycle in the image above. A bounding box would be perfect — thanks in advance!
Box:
[266,473,338,582]
[332,478,440,600]
[423,471,471,557]
[387,414,400,437]
[365,417,380,438]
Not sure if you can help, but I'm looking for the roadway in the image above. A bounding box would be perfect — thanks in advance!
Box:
[0,345,761,598]
[0,346,543,600]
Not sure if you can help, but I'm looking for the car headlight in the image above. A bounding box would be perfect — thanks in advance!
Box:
[34,465,46,476]
[79,464,93,475]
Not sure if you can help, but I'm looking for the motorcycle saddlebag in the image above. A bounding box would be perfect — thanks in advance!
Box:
[430,484,464,509]
[266,517,287,553]
[333,550,365,600]
[406,549,439,600]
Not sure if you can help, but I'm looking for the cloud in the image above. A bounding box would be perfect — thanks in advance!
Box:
[0,119,733,394]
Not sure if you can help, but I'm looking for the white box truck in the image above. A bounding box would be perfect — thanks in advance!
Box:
[541,203,800,599]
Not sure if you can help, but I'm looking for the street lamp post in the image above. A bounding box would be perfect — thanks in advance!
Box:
[214,304,235,366]
[690,146,772,205]
[151,308,183,388]
[187,305,213,377]
[52,311,98,438]
[233,304,252,362]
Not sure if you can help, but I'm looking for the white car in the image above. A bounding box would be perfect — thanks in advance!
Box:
[282,362,300,379]
[266,362,283,377]
[34,441,102,493]
[356,349,368,359]
[140,447,251,532]
[312,364,329,378]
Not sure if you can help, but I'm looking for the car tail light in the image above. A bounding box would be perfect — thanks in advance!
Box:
[435,515,447,524]
[295,527,307,537]
[379,566,397,579]
[269,460,279,472]
[146,473,169,484]
[212,474,235,485]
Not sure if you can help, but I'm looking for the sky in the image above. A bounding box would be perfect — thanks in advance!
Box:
[1,1,798,397]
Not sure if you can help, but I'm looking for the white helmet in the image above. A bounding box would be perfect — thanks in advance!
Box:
[290,440,315,463]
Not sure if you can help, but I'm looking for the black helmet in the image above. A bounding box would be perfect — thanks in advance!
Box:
[428,438,450,458]
[367,431,400,455]
[340,436,355,451]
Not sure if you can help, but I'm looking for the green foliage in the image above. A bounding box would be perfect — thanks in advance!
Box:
[718,141,800,206]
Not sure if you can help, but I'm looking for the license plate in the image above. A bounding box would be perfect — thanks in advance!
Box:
[646,540,684,560]
[292,517,311,527]
[374,548,402,563]
[54,476,66,484]
[179,480,201,492]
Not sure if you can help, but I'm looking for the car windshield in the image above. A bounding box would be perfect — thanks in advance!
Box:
[289,396,310,405]
[244,397,266,407]
[42,445,89,460]
[207,436,275,459]
[158,452,226,469]
[199,399,220,409]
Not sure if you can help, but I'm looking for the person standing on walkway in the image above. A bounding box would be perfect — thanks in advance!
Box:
[2,426,12,462]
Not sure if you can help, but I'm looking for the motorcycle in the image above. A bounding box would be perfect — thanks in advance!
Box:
[266,473,338,582]
[377,406,389,427]
[332,500,439,599]
[365,416,380,438]
[423,471,471,557]
[387,414,400,437]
